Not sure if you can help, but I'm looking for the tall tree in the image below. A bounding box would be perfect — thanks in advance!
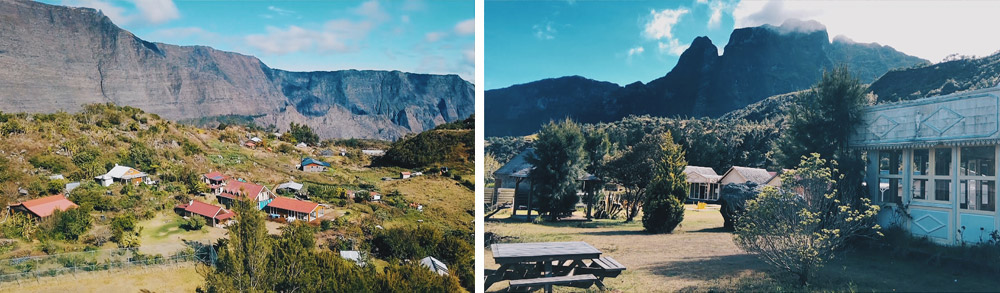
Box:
[527,118,587,221]
[773,66,871,202]
[204,199,273,292]
[642,131,688,233]
[604,132,660,222]
[582,128,610,219]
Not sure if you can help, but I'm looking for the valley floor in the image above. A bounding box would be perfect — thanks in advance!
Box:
[485,205,1000,292]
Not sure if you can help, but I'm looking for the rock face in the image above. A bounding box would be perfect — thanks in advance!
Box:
[870,53,1000,103]
[0,0,473,140]
[485,19,926,137]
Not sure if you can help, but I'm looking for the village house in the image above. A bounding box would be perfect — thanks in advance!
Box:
[265,196,321,222]
[400,171,411,179]
[203,171,230,195]
[419,256,449,276]
[95,164,149,187]
[175,200,235,227]
[362,149,386,157]
[300,157,330,172]
[340,250,366,266]
[851,86,1000,245]
[276,181,306,197]
[684,166,723,202]
[8,194,78,219]
[719,166,778,186]
[492,148,598,218]
[218,180,275,210]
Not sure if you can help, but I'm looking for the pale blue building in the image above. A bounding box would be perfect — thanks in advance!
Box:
[851,86,1000,245]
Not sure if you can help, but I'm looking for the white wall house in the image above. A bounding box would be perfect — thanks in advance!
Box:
[851,86,1000,245]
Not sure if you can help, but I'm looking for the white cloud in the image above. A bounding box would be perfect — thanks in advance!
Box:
[131,0,179,24]
[402,0,426,11]
[707,1,727,28]
[658,39,689,56]
[245,1,389,55]
[267,6,295,16]
[454,19,475,36]
[425,32,446,43]
[644,8,689,40]
[354,0,389,23]
[627,46,645,57]
[401,15,411,24]
[533,22,557,40]
[732,0,1000,63]
[643,8,690,56]
[64,0,178,25]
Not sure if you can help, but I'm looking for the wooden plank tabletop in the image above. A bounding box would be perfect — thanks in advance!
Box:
[492,241,602,264]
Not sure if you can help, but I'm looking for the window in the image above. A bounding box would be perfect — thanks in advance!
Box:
[935,179,951,201]
[935,148,952,176]
[879,178,902,204]
[912,178,927,200]
[879,150,903,175]
[913,148,952,202]
[877,150,904,204]
[960,180,995,211]
[913,149,929,175]
[959,146,996,212]
[961,146,995,177]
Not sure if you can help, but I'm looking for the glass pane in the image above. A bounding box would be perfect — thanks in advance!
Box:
[913,149,930,175]
[960,180,996,211]
[879,178,901,204]
[912,179,927,200]
[961,146,995,176]
[935,179,951,201]
[879,150,903,175]
[935,148,952,176]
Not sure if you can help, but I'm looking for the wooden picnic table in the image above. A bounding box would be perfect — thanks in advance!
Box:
[487,241,603,292]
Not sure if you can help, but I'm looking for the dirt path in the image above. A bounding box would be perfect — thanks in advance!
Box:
[485,207,758,292]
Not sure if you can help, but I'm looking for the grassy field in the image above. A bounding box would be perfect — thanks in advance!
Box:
[137,212,227,256]
[0,263,204,293]
[485,205,1000,292]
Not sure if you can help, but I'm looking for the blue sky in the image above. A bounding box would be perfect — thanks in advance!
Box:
[486,0,1000,90]
[45,0,474,82]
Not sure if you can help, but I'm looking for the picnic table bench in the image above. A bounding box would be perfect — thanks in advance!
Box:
[487,241,625,292]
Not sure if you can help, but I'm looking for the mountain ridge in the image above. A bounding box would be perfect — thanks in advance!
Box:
[485,19,927,137]
[0,0,473,140]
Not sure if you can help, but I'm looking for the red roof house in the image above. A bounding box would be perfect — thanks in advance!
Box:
[265,197,321,222]
[10,194,78,218]
[175,200,235,226]
[218,180,274,210]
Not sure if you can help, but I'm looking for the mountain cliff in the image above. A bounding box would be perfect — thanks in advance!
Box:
[485,19,926,137]
[0,0,473,140]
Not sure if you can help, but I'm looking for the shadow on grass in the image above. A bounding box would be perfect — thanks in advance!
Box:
[577,230,647,236]
[687,227,731,233]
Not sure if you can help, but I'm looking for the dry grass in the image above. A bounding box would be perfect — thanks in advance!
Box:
[0,263,203,293]
[137,212,227,256]
[485,205,1000,292]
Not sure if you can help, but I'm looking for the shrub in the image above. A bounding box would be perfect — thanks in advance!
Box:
[29,154,73,173]
[733,154,881,285]
[44,207,93,241]
[719,182,761,230]
[110,214,142,248]
[181,216,206,231]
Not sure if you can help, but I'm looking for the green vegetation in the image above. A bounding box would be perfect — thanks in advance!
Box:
[527,119,586,220]
[734,154,881,285]
[773,67,871,199]
[641,131,688,234]
[378,115,474,174]
[110,213,142,248]
[286,122,319,146]
[181,216,205,231]
[204,200,467,292]
[40,206,93,241]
